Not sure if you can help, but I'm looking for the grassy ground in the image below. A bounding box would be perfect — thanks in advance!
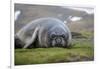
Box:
[15,37,94,65]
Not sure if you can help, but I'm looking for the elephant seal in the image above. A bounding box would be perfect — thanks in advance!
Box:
[15,17,72,48]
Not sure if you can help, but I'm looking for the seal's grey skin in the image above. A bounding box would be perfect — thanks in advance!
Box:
[15,17,72,48]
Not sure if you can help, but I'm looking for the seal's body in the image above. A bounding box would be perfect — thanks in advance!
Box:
[15,17,72,48]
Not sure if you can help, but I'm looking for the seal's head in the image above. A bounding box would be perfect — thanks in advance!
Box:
[48,25,68,47]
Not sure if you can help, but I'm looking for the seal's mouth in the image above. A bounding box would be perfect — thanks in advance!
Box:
[51,37,65,47]
[55,43,62,47]
[55,38,62,47]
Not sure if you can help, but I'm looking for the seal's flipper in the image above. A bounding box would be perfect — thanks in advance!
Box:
[23,27,39,48]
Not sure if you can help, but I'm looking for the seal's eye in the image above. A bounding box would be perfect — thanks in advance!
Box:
[51,34,56,38]
[61,34,65,38]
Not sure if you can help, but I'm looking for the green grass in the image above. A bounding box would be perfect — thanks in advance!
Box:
[80,30,94,39]
[15,39,94,65]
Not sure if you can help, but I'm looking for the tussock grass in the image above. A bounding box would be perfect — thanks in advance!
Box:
[15,39,94,65]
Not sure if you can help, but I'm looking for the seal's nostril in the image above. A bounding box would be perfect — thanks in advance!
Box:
[55,38,62,44]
